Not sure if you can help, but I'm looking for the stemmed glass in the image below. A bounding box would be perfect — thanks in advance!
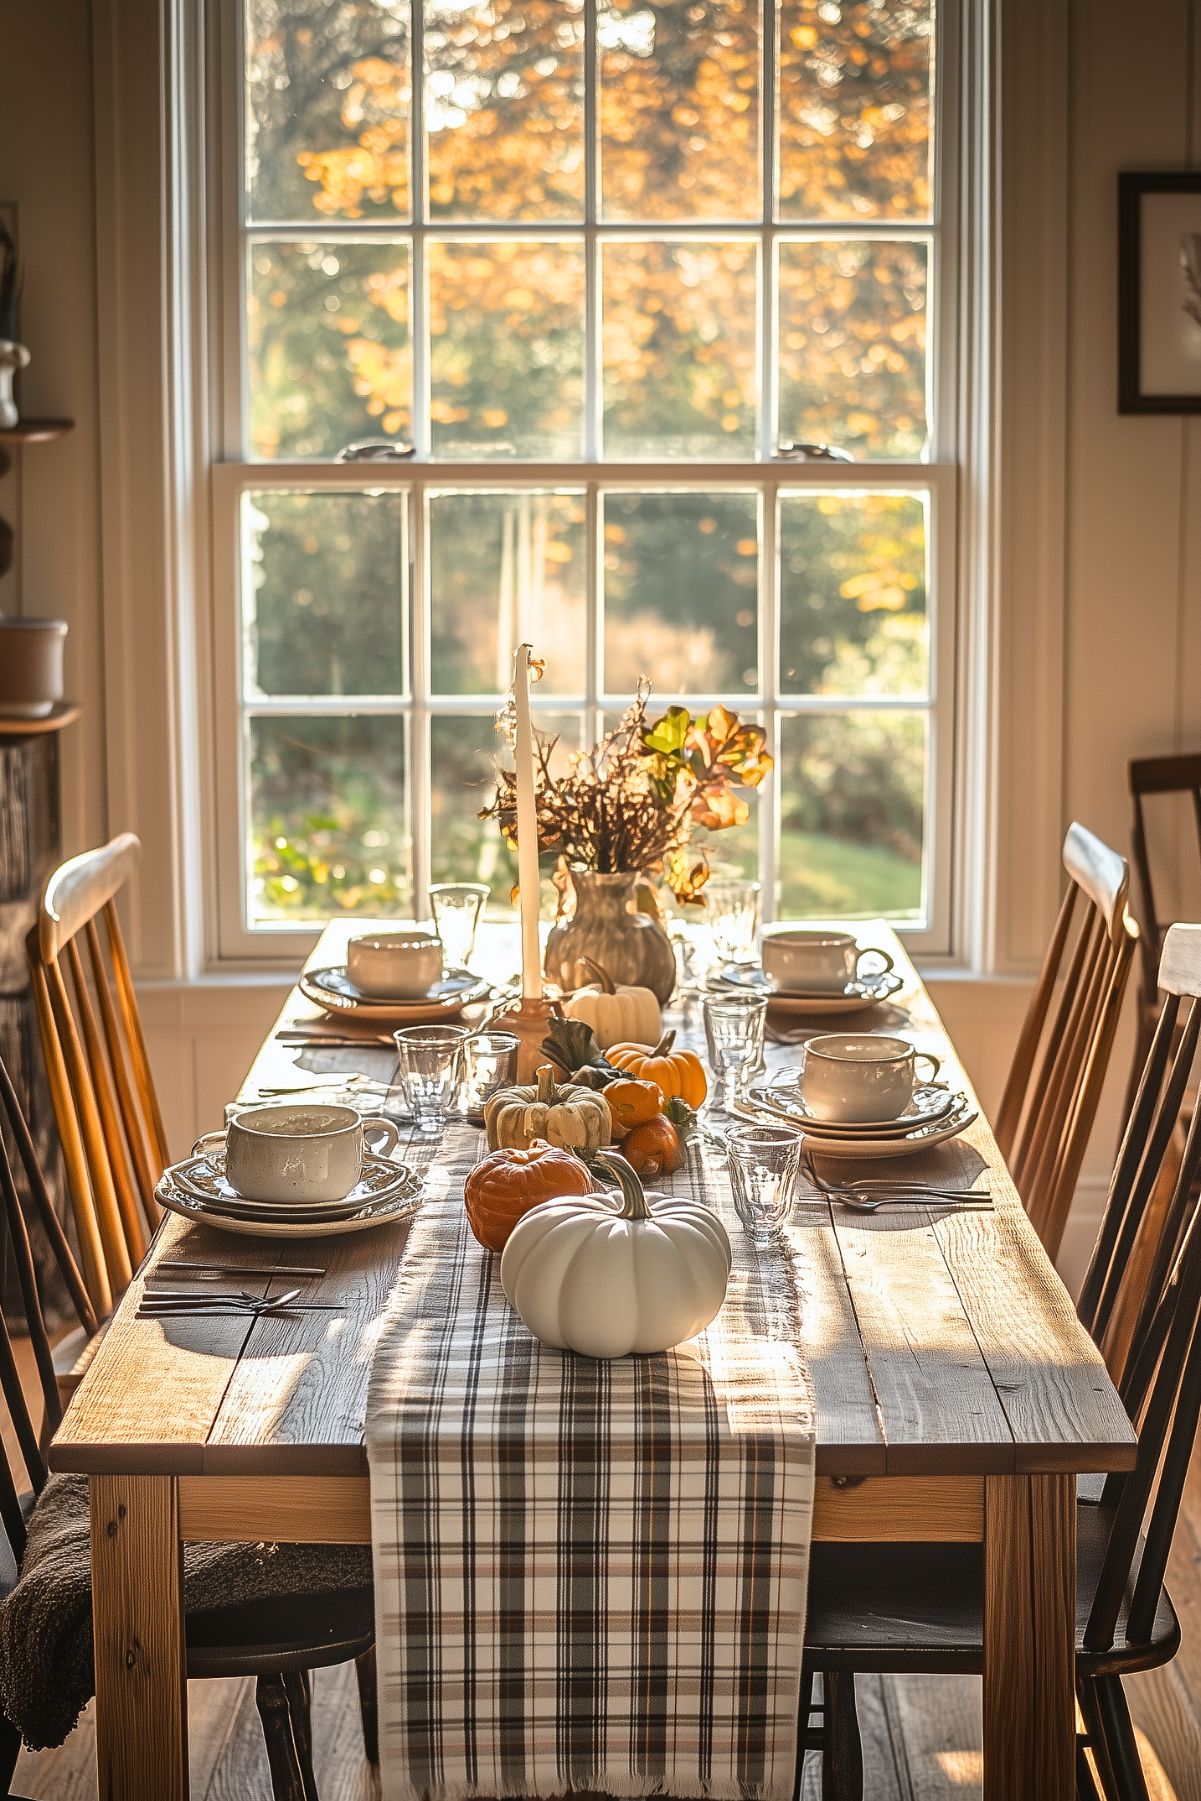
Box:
[429,882,489,970]
[704,878,762,967]
[393,1025,471,1136]
[702,990,767,1116]
[725,1124,803,1245]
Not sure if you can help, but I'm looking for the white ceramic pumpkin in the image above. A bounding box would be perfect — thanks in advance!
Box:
[559,958,662,1052]
[500,1150,730,1358]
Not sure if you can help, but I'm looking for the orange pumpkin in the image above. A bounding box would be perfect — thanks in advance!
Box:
[621,1115,684,1180]
[607,1031,708,1108]
[464,1140,593,1254]
[603,1076,662,1139]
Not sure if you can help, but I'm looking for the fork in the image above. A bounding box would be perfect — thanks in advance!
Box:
[813,1190,993,1215]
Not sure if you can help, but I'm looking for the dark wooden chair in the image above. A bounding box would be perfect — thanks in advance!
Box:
[799,921,1201,1801]
[0,1053,378,1801]
[993,822,1137,1261]
[1129,753,1201,1050]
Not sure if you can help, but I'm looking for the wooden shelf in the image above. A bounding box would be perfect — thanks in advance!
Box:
[0,417,74,445]
[0,702,80,737]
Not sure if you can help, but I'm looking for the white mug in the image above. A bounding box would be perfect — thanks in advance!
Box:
[194,1103,400,1204]
[797,1034,940,1125]
[347,931,444,999]
[761,928,893,994]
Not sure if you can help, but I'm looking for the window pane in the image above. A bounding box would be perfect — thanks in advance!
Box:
[430,491,586,694]
[243,491,407,697]
[248,241,411,459]
[778,712,926,920]
[245,0,412,222]
[430,711,583,912]
[776,0,933,222]
[602,242,758,457]
[777,238,928,459]
[779,492,928,697]
[425,1,585,220]
[602,492,758,694]
[429,242,585,456]
[599,0,761,221]
[248,714,411,923]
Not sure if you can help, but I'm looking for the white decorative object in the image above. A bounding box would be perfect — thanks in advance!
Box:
[558,957,662,1050]
[0,339,29,431]
[512,642,541,1000]
[500,1151,730,1359]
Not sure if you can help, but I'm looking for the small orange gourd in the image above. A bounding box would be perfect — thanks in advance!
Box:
[464,1140,593,1254]
[603,1076,663,1139]
[606,1031,708,1109]
[621,1114,684,1180]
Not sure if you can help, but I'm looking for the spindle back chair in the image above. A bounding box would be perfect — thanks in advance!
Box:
[1129,753,1201,1017]
[803,923,1201,1801]
[27,833,168,1314]
[994,822,1137,1259]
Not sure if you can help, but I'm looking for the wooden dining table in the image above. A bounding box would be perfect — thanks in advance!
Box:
[48,919,1136,1801]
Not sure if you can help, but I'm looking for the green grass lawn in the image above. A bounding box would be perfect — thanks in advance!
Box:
[777,830,923,921]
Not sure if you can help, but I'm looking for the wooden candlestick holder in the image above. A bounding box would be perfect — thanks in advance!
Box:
[488,994,560,1083]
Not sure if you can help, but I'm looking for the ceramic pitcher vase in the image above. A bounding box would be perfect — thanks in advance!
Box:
[543,870,676,1004]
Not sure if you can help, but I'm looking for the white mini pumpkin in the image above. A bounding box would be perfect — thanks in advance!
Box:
[500,1150,730,1359]
[559,958,662,1052]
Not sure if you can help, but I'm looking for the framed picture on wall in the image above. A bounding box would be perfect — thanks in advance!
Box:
[1119,171,1201,413]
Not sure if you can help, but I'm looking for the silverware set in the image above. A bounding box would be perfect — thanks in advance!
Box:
[800,1153,991,1212]
[137,1259,336,1319]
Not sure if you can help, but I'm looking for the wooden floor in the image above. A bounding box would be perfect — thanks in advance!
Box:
[12,1359,1201,1800]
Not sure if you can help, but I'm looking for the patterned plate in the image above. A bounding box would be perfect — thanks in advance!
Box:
[752,1079,959,1137]
[155,1165,424,1239]
[720,965,905,1017]
[300,965,492,1026]
[171,1150,420,1216]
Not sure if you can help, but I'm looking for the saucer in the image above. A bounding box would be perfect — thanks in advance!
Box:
[755,1080,959,1136]
[721,965,904,1016]
[300,965,491,1025]
[156,1162,423,1239]
[172,1151,420,1216]
[742,1083,977,1160]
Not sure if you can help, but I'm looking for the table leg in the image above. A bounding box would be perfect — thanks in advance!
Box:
[983,1473,1076,1801]
[91,1473,188,1801]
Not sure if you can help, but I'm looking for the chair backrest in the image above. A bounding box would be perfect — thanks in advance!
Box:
[1129,752,1201,1010]
[1074,924,1201,1650]
[994,822,1138,1260]
[0,1074,60,1553]
[27,833,167,1314]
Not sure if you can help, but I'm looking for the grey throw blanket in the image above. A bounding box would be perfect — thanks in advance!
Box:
[0,1474,372,1749]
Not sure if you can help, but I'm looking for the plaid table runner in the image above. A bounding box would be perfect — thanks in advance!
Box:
[367,1121,815,1801]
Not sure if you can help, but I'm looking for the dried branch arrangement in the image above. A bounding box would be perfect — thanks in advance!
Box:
[481,678,772,904]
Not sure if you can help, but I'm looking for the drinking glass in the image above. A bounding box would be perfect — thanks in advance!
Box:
[459,1030,519,1120]
[703,990,767,1114]
[429,882,489,969]
[705,877,761,966]
[393,1025,471,1135]
[725,1123,803,1245]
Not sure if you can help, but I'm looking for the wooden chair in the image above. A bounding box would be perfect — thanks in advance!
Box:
[993,822,1138,1260]
[800,922,1201,1801]
[26,833,169,1315]
[0,1051,377,1801]
[1129,753,1201,1040]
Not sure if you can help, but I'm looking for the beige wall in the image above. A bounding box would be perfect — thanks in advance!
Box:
[4,0,1201,1284]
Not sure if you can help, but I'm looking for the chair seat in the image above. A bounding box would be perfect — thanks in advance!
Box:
[803,1501,1180,1680]
[185,1584,375,1680]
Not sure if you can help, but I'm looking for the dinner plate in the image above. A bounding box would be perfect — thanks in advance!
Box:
[156,1168,424,1239]
[720,965,905,1016]
[171,1151,420,1216]
[299,965,491,1025]
[741,1086,978,1160]
[753,1080,959,1136]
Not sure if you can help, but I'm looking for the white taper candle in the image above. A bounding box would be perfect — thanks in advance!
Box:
[512,643,542,1000]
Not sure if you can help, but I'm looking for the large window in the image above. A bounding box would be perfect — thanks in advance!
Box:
[211,0,956,957]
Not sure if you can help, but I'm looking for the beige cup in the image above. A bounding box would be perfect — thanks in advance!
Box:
[347,931,444,999]
[761,928,893,993]
[798,1034,940,1124]
[194,1103,400,1203]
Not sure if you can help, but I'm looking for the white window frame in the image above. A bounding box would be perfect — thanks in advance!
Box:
[205,0,963,965]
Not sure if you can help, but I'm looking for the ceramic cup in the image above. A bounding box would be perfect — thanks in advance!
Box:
[797,1034,940,1125]
[761,928,893,994]
[193,1103,401,1204]
[347,930,444,999]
